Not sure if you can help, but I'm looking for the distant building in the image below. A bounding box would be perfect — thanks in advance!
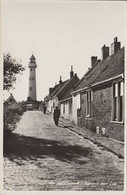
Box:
[59,66,79,121]
[28,54,37,100]
[45,66,79,115]
[4,93,17,110]
[72,37,124,141]
[45,79,68,113]
[25,55,40,109]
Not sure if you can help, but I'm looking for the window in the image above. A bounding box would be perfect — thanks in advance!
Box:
[63,104,65,114]
[69,102,72,114]
[112,81,123,122]
[87,90,92,118]
[29,87,32,91]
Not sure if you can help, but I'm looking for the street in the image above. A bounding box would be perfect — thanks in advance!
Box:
[4,111,124,191]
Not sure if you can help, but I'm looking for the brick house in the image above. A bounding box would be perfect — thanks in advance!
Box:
[72,37,124,141]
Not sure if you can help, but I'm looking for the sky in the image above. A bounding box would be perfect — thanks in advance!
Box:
[2,0,126,101]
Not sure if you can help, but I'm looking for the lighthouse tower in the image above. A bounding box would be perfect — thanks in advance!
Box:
[28,55,37,100]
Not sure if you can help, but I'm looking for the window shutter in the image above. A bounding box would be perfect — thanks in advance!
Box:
[114,83,118,97]
[120,82,123,96]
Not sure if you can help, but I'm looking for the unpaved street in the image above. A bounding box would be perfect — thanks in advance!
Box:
[4,111,124,191]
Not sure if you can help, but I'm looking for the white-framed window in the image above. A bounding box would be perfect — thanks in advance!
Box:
[112,81,123,122]
[86,90,92,118]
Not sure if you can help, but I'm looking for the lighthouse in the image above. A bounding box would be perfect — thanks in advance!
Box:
[28,54,37,100]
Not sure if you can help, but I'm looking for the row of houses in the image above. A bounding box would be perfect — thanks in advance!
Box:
[44,65,80,114]
[44,37,124,141]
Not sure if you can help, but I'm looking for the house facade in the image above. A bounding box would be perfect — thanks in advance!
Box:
[72,37,124,141]
[45,79,68,114]
[56,68,79,120]
[59,90,73,121]
[45,67,79,117]
[56,74,79,113]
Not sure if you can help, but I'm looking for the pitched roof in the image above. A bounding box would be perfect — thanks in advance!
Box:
[4,93,17,105]
[60,89,72,102]
[73,47,124,92]
[54,74,79,100]
[50,80,68,98]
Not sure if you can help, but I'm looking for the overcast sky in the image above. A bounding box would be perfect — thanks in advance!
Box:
[2,0,126,101]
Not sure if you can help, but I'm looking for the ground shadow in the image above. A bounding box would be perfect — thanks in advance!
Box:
[4,132,93,166]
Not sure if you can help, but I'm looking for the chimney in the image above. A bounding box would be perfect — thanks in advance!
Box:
[97,59,101,63]
[70,65,74,78]
[49,88,54,95]
[91,56,97,67]
[101,45,109,60]
[59,76,62,85]
[111,37,121,55]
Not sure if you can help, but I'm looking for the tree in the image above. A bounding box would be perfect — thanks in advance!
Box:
[3,53,25,91]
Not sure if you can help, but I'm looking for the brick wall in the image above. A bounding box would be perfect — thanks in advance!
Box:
[93,84,124,141]
[80,84,124,141]
[81,92,96,131]
[93,85,112,129]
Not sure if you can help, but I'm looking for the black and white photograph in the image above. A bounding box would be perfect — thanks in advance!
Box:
[1,0,126,193]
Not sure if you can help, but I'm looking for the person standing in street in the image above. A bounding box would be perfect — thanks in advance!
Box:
[53,106,60,126]
[43,105,46,114]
